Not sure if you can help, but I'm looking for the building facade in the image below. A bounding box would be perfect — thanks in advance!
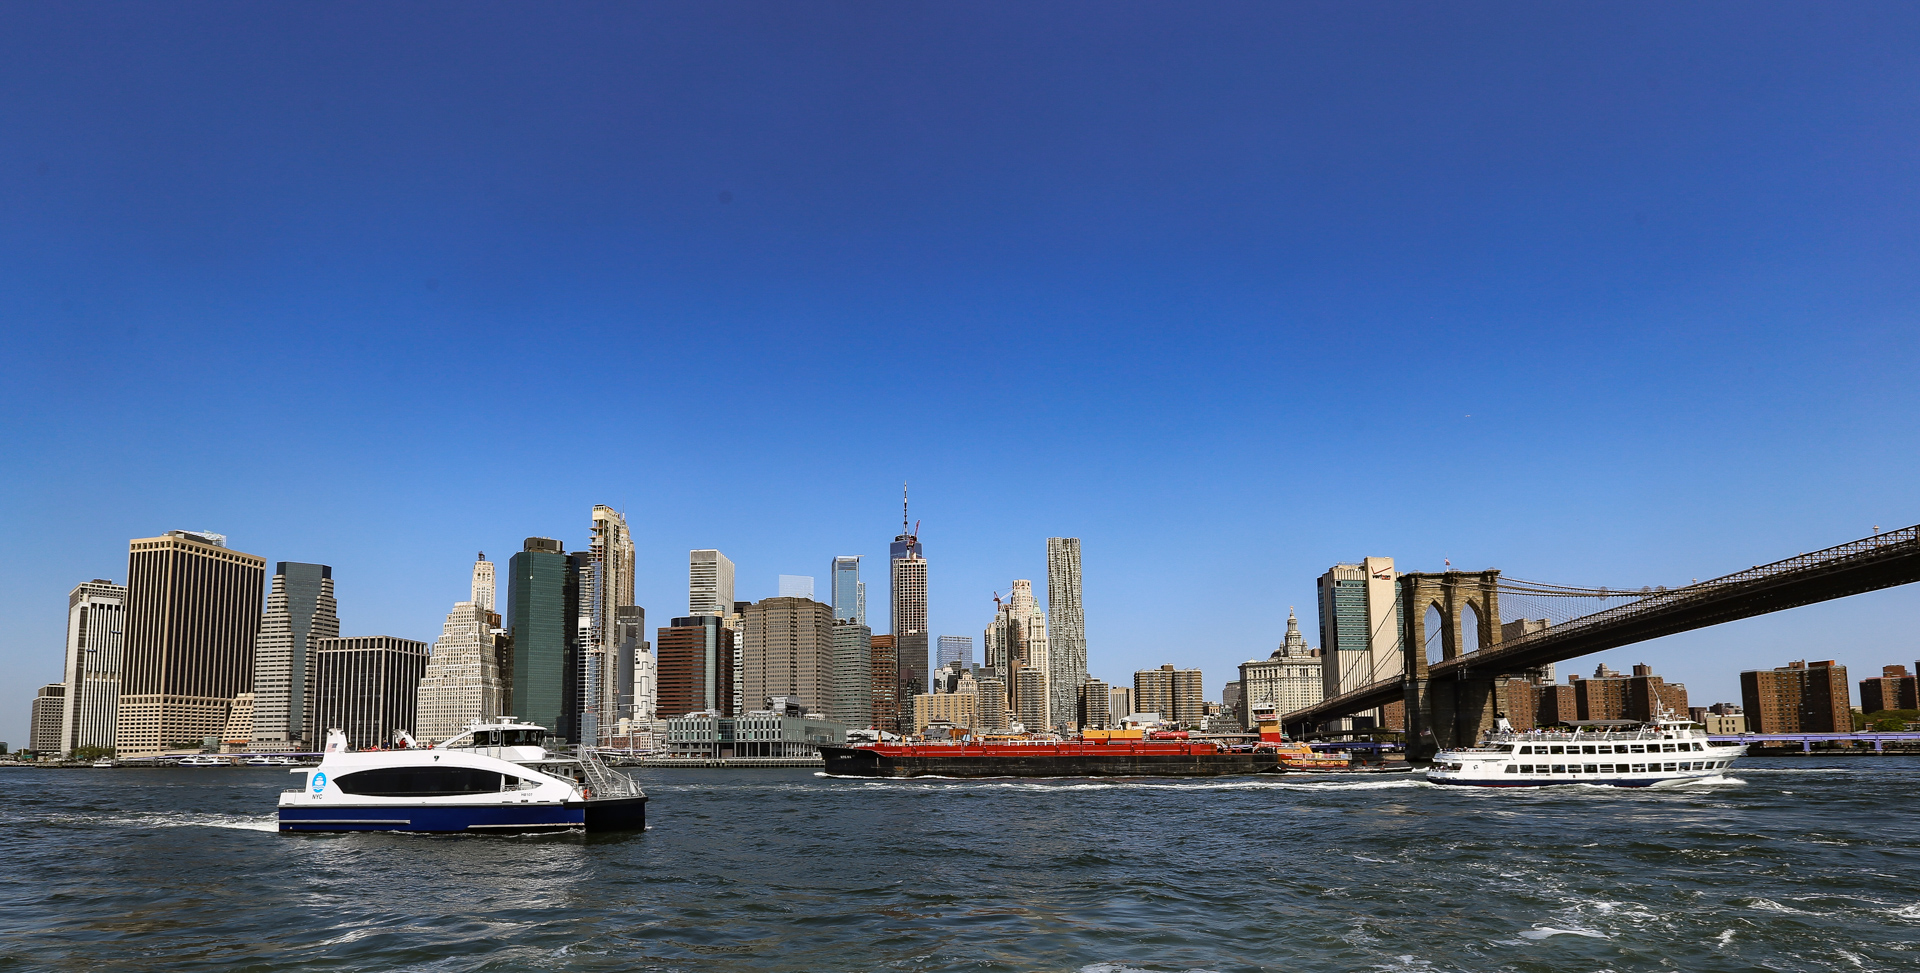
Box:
[831,618,873,729]
[1860,665,1919,713]
[1742,660,1852,733]
[1045,537,1088,731]
[937,635,974,670]
[311,636,430,750]
[984,580,1049,727]
[656,614,735,719]
[1109,685,1135,721]
[869,634,900,734]
[249,562,340,751]
[742,597,837,722]
[831,556,863,623]
[689,549,736,616]
[1015,668,1049,731]
[1237,609,1324,728]
[507,538,582,740]
[471,553,496,611]
[60,579,127,756]
[1317,557,1403,731]
[1134,665,1205,726]
[914,691,977,733]
[1567,663,1689,723]
[1078,677,1111,729]
[31,684,65,754]
[587,506,637,745]
[415,599,511,742]
[120,531,267,756]
[890,515,929,707]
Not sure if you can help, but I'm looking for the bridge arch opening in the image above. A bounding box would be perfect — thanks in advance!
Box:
[1424,603,1446,665]
[1462,599,1484,655]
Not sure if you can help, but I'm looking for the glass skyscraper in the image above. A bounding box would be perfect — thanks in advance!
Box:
[936,635,973,669]
[831,556,863,622]
[508,537,582,742]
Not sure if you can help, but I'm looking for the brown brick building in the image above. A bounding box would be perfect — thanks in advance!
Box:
[1859,664,1919,714]
[656,615,734,719]
[1741,660,1851,733]
[869,634,899,734]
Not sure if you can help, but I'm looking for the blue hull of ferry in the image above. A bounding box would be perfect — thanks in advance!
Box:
[278,797,645,833]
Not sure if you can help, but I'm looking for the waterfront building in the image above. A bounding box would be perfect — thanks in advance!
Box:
[1316,557,1404,731]
[890,491,929,708]
[587,507,637,745]
[249,562,340,752]
[120,531,266,757]
[1223,681,1243,724]
[1078,677,1111,729]
[1741,660,1852,733]
[1134,665,1205,727]
[219,692,255,751]
[311,636,430,750]
[1860,665,1919,713]
[666,697,847,758]
[415,599,510,742]
[984,580,1049,725]
[471,553,496,611]
[30,684,65,754]
[59,579,127,756]
[779,575,816,599]
[1569,663,1688,722]
[1696,711,1747,733]
[1237,609,1324,728]
[973,670,1009,731]
[831,556,864,623]
[831,618,873,728]
[742,597,837,723]
[937,635,974,670]
[657,615,735,718]
[1536,682,1577,724]
[1045,537,1088,731]
[690,549,736,616]
[914,691,977,733]
[1109,685,1134,722]
[869,634,900,734]
[508,538,583,740]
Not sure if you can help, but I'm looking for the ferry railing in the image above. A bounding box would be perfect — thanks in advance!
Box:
[573,746,644,800]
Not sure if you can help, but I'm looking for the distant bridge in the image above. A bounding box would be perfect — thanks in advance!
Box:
[1283,524,1920,755]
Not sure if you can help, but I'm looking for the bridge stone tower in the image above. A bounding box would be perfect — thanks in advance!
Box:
[1398,570,1504,760]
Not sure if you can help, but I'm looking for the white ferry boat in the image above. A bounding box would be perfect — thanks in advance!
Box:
[276,719,647,834]
[177,754,228,767]
[1426,717,1743,788]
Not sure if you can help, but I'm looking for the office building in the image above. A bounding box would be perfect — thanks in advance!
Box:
[1015,668,1049,731]
[869,634,900,734]
[616,605,652,722]
[937,635,974,670]
[831,618,873,728]
[59,580,127,756]
[742,597,837,723]
[972,670,1009,731]
[508,537,583,741]
[1742,660,1852,733]
[690,550,736,616]
[586,506,637,745]
[1078,677,1111,730]
[1860,665,1919,713]
[471,553,496,612]
[1110,685,1135,722]
[415,598,511,742]
[120,531,267,756]
[1567,663,1689,723]
[220,692,255,751]
[311,636,430,751]
[779,575,816,599]
[1316,557,1404,731]
[657,615,734,718]
[984,579,1049,725]
[831,556,864,623]
[1045,537,1088,731]
[1134,665,1205,726]
[915,691,978,733]
[249,562,340,752]
[890,490,929,706]
[1237,609,1324,728]
[31,684,65,754]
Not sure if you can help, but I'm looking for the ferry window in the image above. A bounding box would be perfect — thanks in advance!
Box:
[1583,764,1597,773]
[1662,762,1676,772]
[1630,745,1645,754]
[1599,764,1613,773]
[1518,746,1532,754]
[1691,742,1703,751]
[1552,764,1566,774]
[1504,765,1518,774]
[1631,763,1646,772]
[333,767,506,797]
[1518,764,1532,773]
[1582,745,1596,754]
[1550,746,1564,755]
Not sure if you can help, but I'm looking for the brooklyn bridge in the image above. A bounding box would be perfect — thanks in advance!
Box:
[1281,524,1920,757]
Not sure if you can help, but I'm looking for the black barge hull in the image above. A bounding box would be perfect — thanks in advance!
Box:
[820,747,1279,778]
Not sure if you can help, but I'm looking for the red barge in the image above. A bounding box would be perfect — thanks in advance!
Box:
[820,739,1280,778]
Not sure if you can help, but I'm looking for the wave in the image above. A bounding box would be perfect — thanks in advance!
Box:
[39,811,278,832]
[1737,897,1817,915]
[1885,903,1920,920]
[1517,926,1608,940]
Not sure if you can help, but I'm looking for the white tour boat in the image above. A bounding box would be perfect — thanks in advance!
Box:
[177,754,228,767]
[276,719,647,834]
[1426,717,1743,788]
[245,755,301,767]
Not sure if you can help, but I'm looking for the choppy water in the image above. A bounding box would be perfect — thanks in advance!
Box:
[2,758,1918,972]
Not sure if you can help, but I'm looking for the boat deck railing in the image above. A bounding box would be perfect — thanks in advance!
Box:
[574,746,645,800]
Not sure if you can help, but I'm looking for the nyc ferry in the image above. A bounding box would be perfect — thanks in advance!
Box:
[1426,717,1743,788]
[277,720,647,833]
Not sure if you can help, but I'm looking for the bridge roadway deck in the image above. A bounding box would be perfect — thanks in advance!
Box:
[1284,524,1920,733]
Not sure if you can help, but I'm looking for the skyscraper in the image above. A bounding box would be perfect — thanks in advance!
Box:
[59,579,126,756]
[31,684,65,754]
[690,550,736,616]
[120,531,267,756]
[588,506,636,744]
[831,618,874,728]
[508,537,581,741]
[869,634,900,734]
[937,635,974,669]
[415,596,510,742]
[615,605,652,722]
[984,580,1048,726]
[472,554,496,612]
[890,489,929,712]
[779,575,816,599]
[1316,557,1403,730]
[1045,537,1087,731]
[742,596,837,716]
[311,636,430,750]
[249,562,341,751]
[656,615,734,718]
[832,556,863,622]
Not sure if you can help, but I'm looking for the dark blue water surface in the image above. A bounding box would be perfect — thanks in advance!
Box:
[3,759,1918,972]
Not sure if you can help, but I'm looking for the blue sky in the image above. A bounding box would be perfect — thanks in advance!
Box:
[4,2,1918,743]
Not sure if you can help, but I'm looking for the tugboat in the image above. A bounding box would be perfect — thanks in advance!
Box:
[276,719,647,833]
[1426,715,1743,788]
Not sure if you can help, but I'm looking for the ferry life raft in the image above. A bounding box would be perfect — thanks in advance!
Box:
[819,740,1280,778]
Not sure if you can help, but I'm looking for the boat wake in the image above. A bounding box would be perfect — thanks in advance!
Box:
[41,811,279,832]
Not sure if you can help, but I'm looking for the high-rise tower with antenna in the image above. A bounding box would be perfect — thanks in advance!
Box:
[889,484,928,711]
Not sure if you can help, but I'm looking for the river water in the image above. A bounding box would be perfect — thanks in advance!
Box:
[2,758,1917,972]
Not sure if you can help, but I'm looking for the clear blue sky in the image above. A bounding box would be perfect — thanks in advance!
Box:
[4,2,1918,744]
